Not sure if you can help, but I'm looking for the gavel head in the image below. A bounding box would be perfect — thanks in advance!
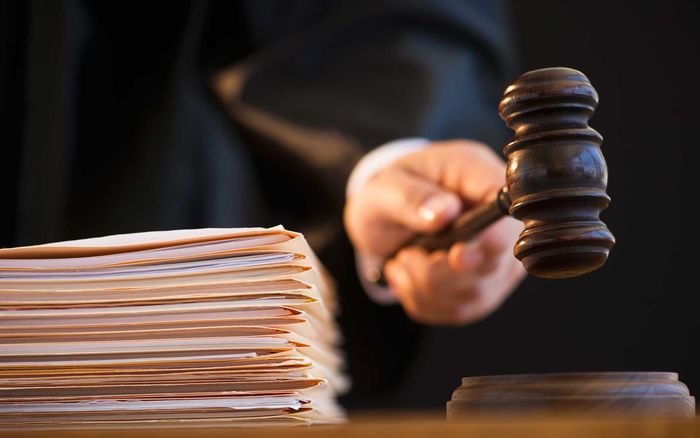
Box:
[498,67,615,279]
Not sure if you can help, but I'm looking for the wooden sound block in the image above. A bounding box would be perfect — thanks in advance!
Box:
[447,372,695,420]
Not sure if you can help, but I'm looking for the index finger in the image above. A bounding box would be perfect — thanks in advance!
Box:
[397,140,505,206]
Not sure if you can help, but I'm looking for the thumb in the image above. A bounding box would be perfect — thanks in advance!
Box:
[368,167,462,234]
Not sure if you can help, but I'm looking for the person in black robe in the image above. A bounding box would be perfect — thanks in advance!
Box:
[2,0,518,408]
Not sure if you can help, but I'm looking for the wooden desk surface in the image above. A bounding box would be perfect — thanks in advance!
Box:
[6,413,700,438]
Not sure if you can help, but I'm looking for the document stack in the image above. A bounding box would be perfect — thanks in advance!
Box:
[0,227,347,429]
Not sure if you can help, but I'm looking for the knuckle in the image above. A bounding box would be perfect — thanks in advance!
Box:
[402,186,433,209]
[422,266,442,289]
[417,274,446,300]
[479,260,500,276]
[396,247,421,262]
[422,254,448,283]
[372,165,397,184]
[410,287,434,309]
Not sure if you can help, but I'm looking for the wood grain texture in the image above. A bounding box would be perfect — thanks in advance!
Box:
[375,67,615,283]
[448,372,695,420]
[2,414,700,438]
[499,67,615,278]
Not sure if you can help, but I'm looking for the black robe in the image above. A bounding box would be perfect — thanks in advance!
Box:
[2,0,516,408]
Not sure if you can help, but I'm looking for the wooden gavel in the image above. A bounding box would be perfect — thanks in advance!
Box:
[375,67,615,283]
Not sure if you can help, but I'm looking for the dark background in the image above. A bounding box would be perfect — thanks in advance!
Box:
[384,0,700,408]
[509,0,699,388]
[2,0,698,412]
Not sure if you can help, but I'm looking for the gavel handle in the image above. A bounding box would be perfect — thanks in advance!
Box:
[372,187,511,285]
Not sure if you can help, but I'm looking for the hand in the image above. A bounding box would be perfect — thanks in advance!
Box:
[344,140,526,326]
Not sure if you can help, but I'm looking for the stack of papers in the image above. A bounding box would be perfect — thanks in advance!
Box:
[0,227,348,430]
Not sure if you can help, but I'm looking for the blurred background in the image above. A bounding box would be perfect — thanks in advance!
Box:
[2,0,698,412]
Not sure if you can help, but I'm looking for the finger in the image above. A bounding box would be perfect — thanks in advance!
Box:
[446,216,523,273]
[396,247,481,303]
[384,253,427,322]
[387,248,471,325]
[344,197,411,255]
[456,253,526,324]
[390,247,523,326]
[447,242,484,273]
[397,140,505,206]
[390,236,528,326]
[448,240,501,275]
[478,216,522,258]
[344,166,463,255]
